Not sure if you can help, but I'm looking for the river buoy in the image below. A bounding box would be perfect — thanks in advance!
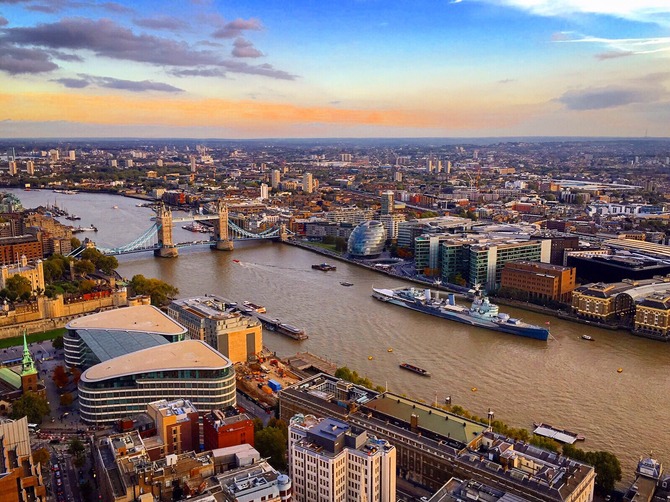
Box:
[368,356,373,360]
[471,387,478,392]
[617,368,623,373]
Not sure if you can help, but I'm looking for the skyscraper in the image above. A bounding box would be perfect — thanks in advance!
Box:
[68,150,76,161]
[190,155,197,173]
[260,183,269,200]
[26,160,35,175]
[7,161,17,176]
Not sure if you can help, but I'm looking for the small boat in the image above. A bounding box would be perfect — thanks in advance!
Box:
[112,205,119,209]
[243,301,266,314]
[581,335,594,341]
[533,422,585,444]
[232,259,240,263]
[399,363,430,377]
[387,348,393,352]
[340,282,354,287]
[312,263,336,271]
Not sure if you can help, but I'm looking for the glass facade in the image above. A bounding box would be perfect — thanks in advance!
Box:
[347,221,387,258]
[78,366,236,424]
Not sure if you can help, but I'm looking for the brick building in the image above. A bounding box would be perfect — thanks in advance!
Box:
[203,410,255,451]
[500,261,576,303]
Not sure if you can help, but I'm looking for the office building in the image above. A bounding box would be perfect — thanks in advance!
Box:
[302,172,313,194]
[500,261,576,303]
[168,295,262,364]
[203,409,255,450]
[0,417,48,502]
[324,206,376,225]
[634,292,670,340]
[64,304,187,368]
[0,234,43,263]
[216,460,292,502]
[379,213,405,241]
[78,340,236,424]
[288,414,396,502]
[124,159,134,168]
[68,150,76,160]
[347,221,386,258]
[146,399,200,457]
[280,374,595,502]
[25,160,35,175]
[429,477,532,502]
[397,217,472,249]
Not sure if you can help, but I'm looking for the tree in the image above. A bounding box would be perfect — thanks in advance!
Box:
[6,275,32,298]
[530,435,560,453]
[32,447,50,468]
[74,259,95,276]
[52,335,64,349]
[252,417,264,433]
[60,393,74,407]
[255,426,287,471]
[71,367,82,386]
[68,438,87,469]
[53,365,69,388]
[10,392,51,424]
[80,249,118,274]
[70,237,81,249]
[79,279,96,294]
[563,444,622,492]
[128,274,178,306]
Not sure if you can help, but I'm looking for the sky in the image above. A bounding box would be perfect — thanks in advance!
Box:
[0,0,669,138]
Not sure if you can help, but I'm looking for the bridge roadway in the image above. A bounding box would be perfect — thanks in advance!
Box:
[104,236,276,256]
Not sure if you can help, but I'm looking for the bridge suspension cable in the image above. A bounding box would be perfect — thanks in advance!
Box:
[97,224,160,255]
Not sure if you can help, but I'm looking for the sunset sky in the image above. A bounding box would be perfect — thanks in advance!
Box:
[1,0,669,138]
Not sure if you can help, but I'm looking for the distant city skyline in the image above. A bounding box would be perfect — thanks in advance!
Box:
[1,0,669,138]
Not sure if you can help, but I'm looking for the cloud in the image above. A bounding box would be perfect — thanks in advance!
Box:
[51,74,184,92]
[0,17,7,27]
[594,51,634,60]
[52,77,90,88]
[99,2,134,14]
[478,1,670,26]
[134,15,188,31]
[0,43,59,74]
[498,78,515,84]
[3,17,296,80]
[170,68,226,77]
[232,37,264,58]
[220,60,295,80]
[213,18,262,39]
[558,84,665,110]
[553,32,670,58]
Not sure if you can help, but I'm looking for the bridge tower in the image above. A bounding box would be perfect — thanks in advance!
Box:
[211,200,234,251]
[154,203,179,258]
[279,223,288,242]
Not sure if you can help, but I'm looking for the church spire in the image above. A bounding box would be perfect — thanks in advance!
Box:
[21,331,36,376]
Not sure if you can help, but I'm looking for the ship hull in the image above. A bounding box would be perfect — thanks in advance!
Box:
[373,289,549,341]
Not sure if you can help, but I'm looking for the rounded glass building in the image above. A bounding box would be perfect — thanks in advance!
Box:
[347,220,387,258]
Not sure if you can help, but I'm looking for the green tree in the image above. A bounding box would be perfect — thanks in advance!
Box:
[6,275,32,298]
[43,259,65,283]
[255,426,287,471]
[252,417,264,433]
[79,279,96,294]
[80,249,118,274]
[70,237,81,249]
[530,435,560,452]
[68,437,87,469]
[10,392,51,423]
[128,274,178,306]
[52,335,64,350]
[563,444,622,492]
[74,259,95,276]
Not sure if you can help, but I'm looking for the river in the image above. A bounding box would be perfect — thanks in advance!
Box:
[11,189,670,479]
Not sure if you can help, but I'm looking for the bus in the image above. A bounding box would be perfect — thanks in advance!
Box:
[27,423,40,433]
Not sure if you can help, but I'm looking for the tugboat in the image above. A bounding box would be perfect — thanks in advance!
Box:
[581,335,594,341]
[312,263,336,271]
[340,282,354,287]
[399,363,431,377]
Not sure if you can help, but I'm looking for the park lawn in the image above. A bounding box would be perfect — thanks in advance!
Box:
[306,242,341,253]
[0,328,66,350]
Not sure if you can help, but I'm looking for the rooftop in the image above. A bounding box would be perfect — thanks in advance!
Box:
[76,329,169,363]
[67,305,187,336]
[81,340,232,382]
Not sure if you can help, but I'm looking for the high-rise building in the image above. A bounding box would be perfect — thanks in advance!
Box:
[124,159,134,168]
[289,414,396,502]
[272,169,281,189]
[109,159,118,167]
[340,153,352,162]
[380,190,395,215]
[445,160,452,174]
[7,161,17,176]
[26,160,35,175]
[260,183,269,200]
[68,150,76,160]
[393,170,402,182]
[302,172,313,194]
[156,158,164,167]
[190,155,197,173]
[0,417,48,501]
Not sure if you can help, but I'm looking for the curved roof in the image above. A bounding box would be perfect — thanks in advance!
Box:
[81,340,232,383]
[66,305,186,336]
[78,329,169,363]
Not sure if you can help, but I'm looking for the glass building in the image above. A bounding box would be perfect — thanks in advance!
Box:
[78,340,236,424]
[347,220,387,258]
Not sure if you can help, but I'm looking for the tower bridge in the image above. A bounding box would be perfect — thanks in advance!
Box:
[71,202,289,257]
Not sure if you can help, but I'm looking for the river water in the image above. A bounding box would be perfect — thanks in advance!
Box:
[11,189,669,479]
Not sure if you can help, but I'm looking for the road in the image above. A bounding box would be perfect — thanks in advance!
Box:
[236,391,274,426]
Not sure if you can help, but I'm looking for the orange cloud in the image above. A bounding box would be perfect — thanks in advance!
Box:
[0,92,540,131]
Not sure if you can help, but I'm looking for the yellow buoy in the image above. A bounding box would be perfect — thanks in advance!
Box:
[387,348,393,353]
[471,387,478,392]
[368,356,373,360]
[617,368,623,373]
